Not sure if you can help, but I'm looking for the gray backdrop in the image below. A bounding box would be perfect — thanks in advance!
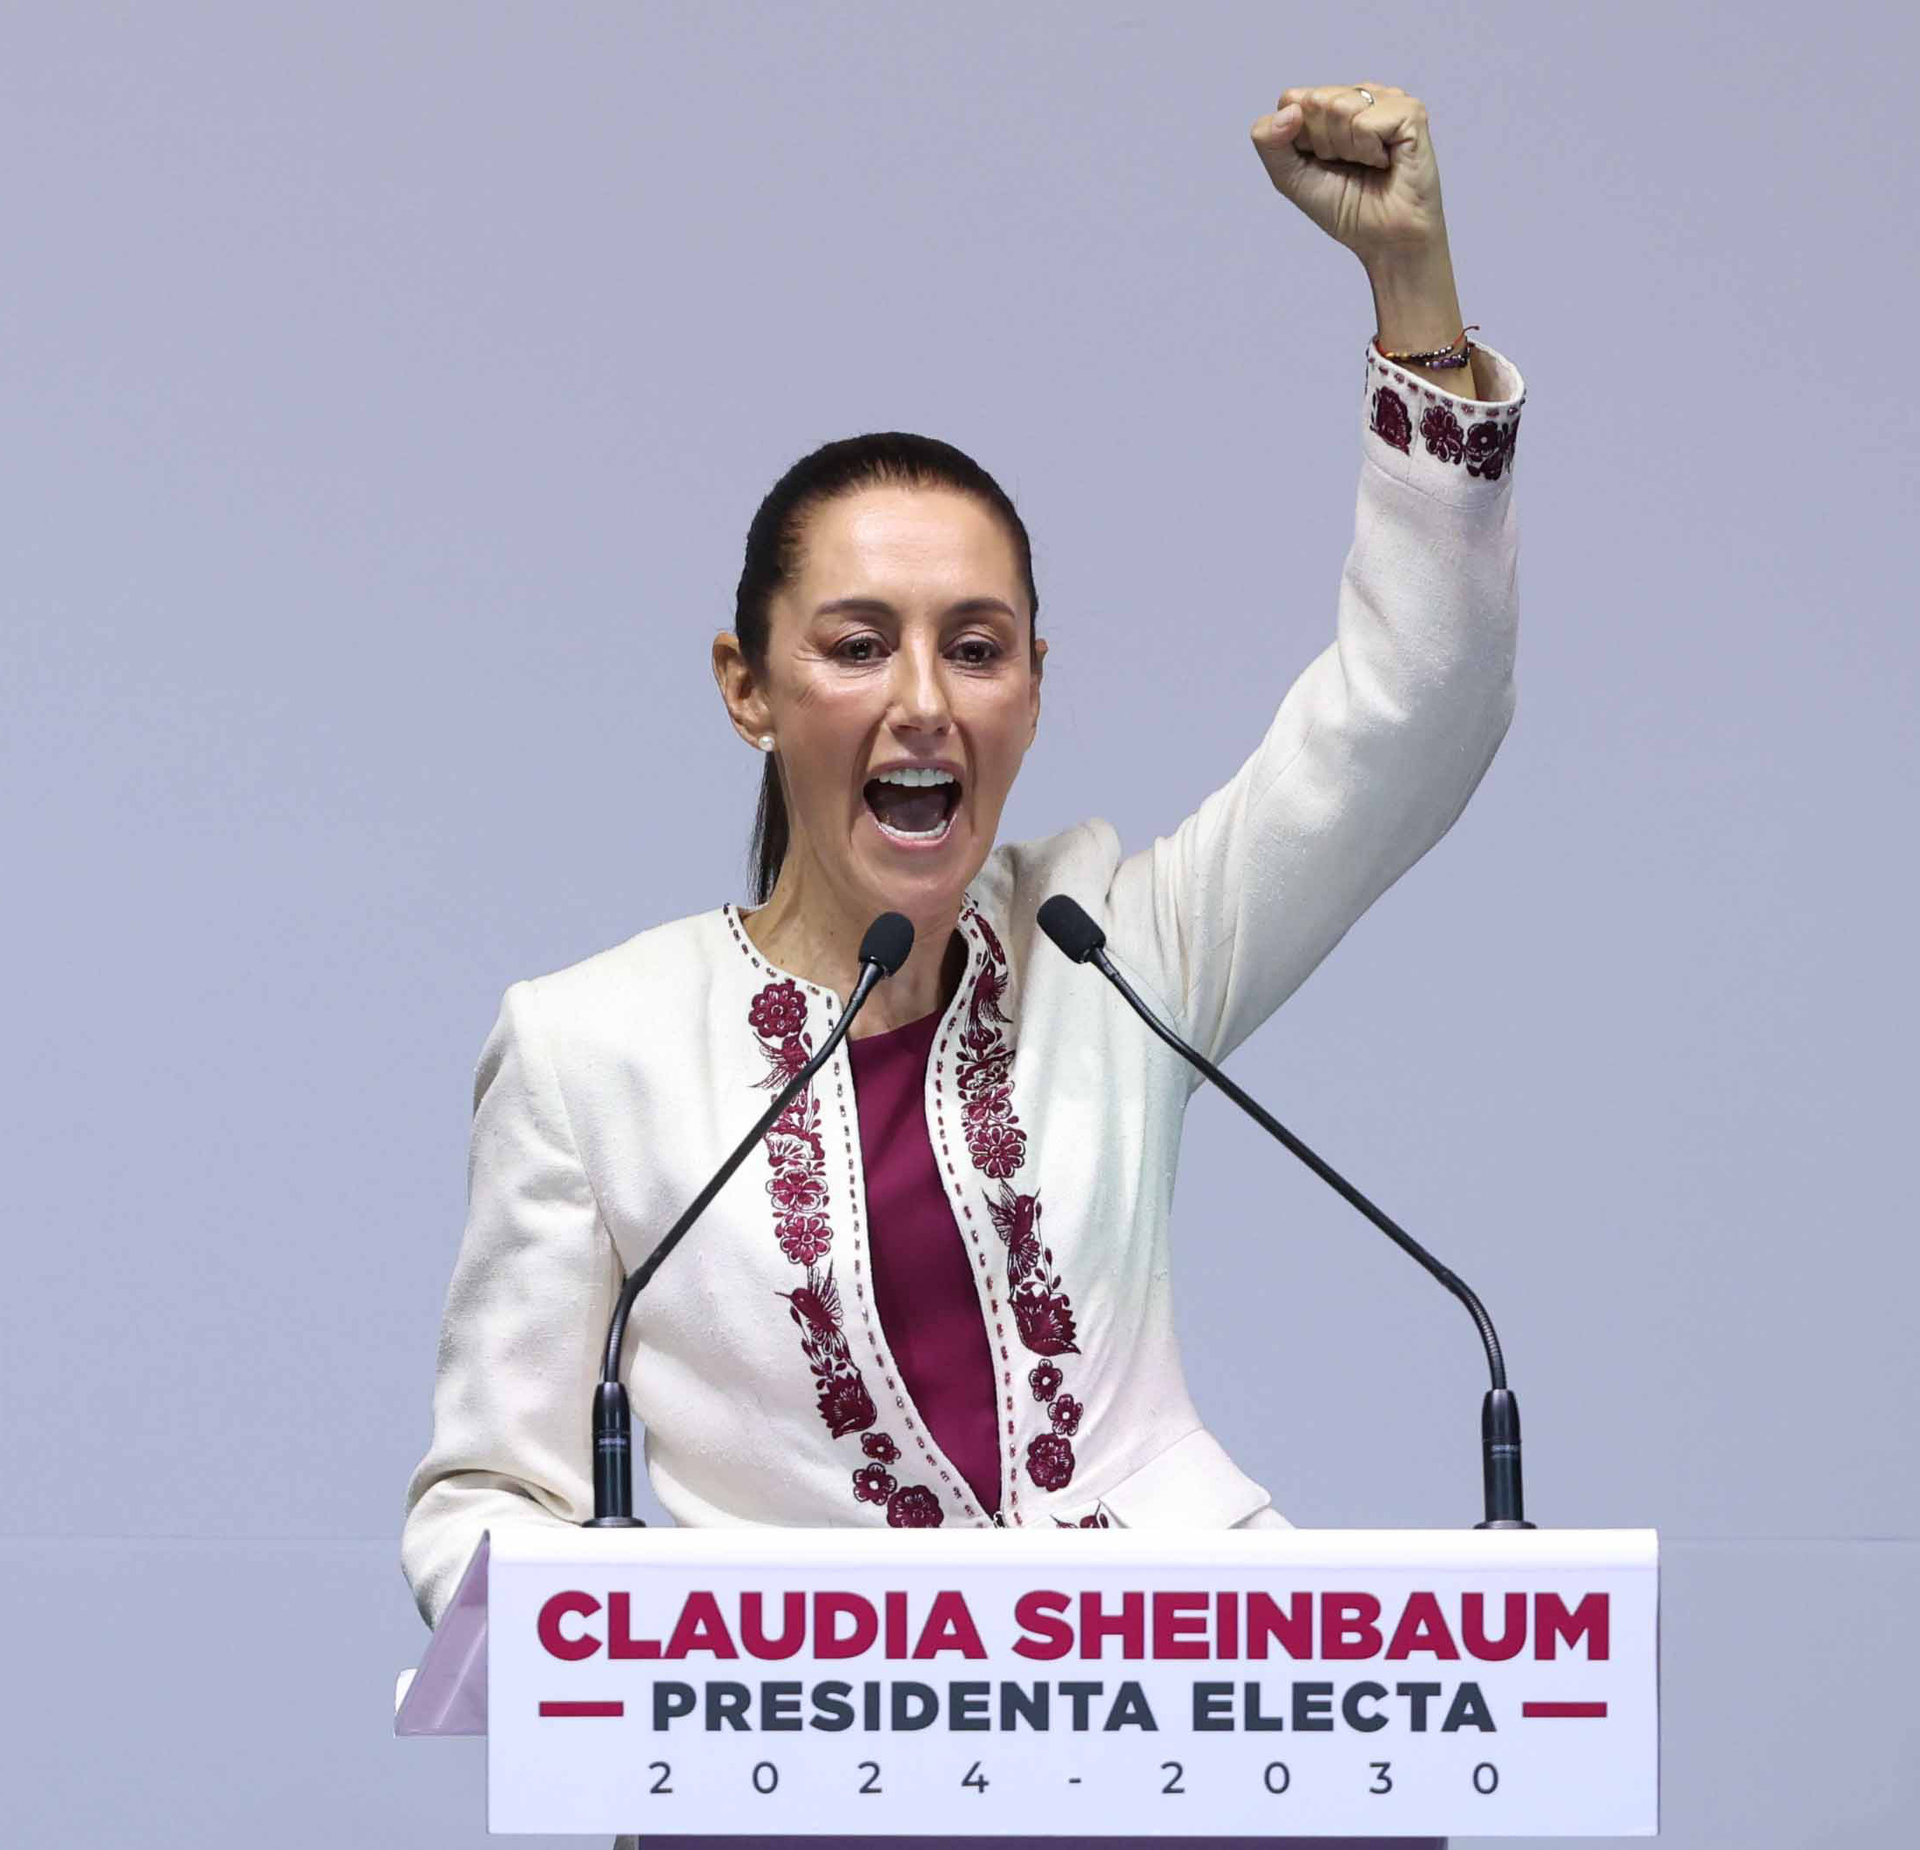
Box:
[3,2,1913,1846]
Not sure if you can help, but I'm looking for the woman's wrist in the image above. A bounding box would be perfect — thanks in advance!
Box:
[1366,242,1485,399]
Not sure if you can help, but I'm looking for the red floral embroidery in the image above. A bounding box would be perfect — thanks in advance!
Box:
[749,995,829,1239]
[1053,1505,1113,1529]
[1418,401,1466,465]
[749,975,943,1524]
[769,1168,826,1216]
[853,1463,896,1504]
[1370,384,1413,452]
[963,1084,1013,1127]
[1372,374,1521,482]
[1463,416,1515,480]
[774,1263,876,1438]
[887,1483,945,1527]
[956,904,1083,1495]
[985,1181,1079,1358]
[972,1123,1028,1179]
[749,980,808,1040]
[1049,1394,1082,1436]
[1026,1431,1075,1491]
[776,1213,833,1267]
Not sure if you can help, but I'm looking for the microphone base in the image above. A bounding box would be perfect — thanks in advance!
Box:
[1473,1518,1537,1530]
[582,1515,648,1528]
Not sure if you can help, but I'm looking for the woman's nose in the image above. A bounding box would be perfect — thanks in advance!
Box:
[889,644,951,733]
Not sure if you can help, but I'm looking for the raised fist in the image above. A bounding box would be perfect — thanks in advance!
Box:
[1250,84,1448,265]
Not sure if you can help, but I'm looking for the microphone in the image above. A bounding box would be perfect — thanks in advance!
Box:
[585,911,914,1525]
[1035,893,1533,1530]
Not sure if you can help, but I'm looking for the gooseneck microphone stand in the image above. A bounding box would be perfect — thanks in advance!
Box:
[584,912,915,1526]
[1037,894,1534,1530]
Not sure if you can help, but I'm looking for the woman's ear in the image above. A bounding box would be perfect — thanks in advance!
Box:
[1027,634,1047,745]
[712,631,772,747]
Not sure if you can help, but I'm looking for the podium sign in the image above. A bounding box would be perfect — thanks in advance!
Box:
[400,1521,1657,1838]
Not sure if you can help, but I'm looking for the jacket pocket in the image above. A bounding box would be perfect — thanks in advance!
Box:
[1089,1426,1274,1529]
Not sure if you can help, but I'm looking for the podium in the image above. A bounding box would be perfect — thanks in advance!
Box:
[397,1521,1657,1839]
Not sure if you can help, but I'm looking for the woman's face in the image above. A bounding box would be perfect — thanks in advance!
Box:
[719,483,1044,928]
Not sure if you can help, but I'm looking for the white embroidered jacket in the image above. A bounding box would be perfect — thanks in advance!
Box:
[401,340,1527,1632]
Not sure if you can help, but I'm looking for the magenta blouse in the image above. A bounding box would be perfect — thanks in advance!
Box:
[844,1008,1002,1515]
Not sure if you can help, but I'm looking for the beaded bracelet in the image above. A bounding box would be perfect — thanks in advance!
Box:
[1372,322,1480,368]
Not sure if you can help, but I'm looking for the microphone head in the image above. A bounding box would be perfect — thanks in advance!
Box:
[1037,894,1106,964]
[858,912,915,977]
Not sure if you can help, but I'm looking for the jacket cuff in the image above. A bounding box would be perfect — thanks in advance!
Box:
[1362,334,1526,506]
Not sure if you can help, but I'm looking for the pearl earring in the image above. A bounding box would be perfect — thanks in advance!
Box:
[757,734,775,752]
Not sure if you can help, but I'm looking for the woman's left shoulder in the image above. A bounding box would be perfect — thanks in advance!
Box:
[971,817,1128,945]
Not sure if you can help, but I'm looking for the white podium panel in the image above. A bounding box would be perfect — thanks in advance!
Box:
[398,1522,1657,1839]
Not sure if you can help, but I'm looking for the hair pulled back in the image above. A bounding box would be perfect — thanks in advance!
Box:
[732,431,1041,904]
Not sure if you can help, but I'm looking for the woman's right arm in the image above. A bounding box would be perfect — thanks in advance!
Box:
[400,978,623,1632]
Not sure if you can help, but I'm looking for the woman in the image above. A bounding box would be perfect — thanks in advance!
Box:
[402,76,1524,1745]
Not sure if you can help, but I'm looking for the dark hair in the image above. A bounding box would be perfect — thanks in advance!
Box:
[733,431,1042,905]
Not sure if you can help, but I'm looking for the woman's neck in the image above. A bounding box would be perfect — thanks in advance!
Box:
[741,865,968,1038]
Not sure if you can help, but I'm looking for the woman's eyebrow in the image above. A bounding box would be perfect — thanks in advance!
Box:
[812,596,1017,620]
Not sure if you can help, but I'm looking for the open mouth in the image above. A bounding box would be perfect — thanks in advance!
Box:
[863,771,962,844]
